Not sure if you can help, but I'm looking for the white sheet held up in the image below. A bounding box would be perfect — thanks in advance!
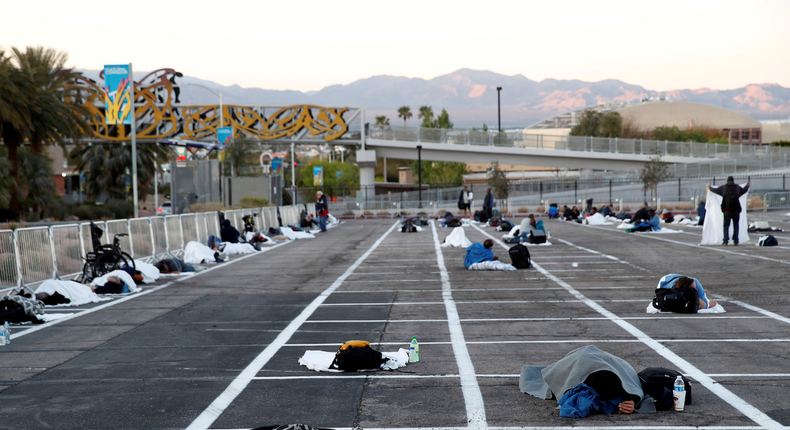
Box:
[441,227,473,248]
[701,184,749,245]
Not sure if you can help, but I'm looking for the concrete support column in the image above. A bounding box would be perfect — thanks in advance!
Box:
[357,149,376,203]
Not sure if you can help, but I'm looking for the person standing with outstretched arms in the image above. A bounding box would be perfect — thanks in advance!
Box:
[708,176,749,246]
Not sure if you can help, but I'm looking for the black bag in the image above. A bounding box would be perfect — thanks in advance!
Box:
[330,345,386,372]
[759,235,778,246]
[446,218,462,227]
[653,286,699,313]
[0,299,40,324]
[509,243,531,269]
[638,367,692,410]
[499,220,514,231]
[721,185,742,213]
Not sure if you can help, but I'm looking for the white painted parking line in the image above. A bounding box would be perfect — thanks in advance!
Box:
[431,220,487,430]
[469,224,784,430]
[728,300,790,326]
[283,338,790,347]
[303,315,772,323]
[185,221,401,430]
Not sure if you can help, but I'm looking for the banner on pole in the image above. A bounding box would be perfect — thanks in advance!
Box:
[272,158,283,174]
[313,166,324,186]
[217,127,233,147]
[103,64,133,125]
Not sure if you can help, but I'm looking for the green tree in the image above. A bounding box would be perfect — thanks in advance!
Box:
[397,106,412,126]
[418,106,435,128]
[296,160,359,199]
[220,137,260,175]
[487,161,509,201]
[639,154,672,199]
[375,115,390,126]
[686,130,708,143]
[408,160,467,185]
[771,140,790,147]
[436,109,453,129]
[599,112,623,138]
[70,142,169,201]
[569,110,602,136]
[653,125,687,142]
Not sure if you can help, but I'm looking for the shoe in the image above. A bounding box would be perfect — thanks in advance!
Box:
[721,242,728,246]
[733,242,738,246]
[625,229,632,233]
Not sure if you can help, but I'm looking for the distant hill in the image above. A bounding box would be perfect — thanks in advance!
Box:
[76,68,790,129]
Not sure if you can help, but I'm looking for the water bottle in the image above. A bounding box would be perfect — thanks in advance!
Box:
[409,336,419,363]
[0,321,7,346]
[3,321,9,345]
[673,375,686,411]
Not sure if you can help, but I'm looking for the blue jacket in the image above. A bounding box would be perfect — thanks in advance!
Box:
[464,243,493,268]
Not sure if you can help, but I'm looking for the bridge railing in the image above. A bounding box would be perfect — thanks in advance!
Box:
[370,126,788,159]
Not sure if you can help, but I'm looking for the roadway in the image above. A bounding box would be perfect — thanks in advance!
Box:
[1,213,790,430]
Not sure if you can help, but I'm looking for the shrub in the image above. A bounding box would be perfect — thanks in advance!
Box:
[536,206,545,212]
[363,210,374,215]
[103,199,134,219]
[240,197,270,208]
[417,211,426,215]
[517,207,528,213]
[377,211,389,215]
[343,210,355,216]
[190,202,226,213]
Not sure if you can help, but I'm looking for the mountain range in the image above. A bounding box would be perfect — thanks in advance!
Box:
[78,68,790,129]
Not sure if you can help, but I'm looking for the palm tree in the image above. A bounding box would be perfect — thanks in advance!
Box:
[0,49,33,214]
[375,116,390,126]
[397,106,412,126]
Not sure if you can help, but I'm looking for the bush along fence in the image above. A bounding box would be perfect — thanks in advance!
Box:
[0,204,312,296]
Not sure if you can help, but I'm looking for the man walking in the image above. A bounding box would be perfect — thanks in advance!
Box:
[483,188,494,218]
[316,191,329,232]
[709,176,749,245]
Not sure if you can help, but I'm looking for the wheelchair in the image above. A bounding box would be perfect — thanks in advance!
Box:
[79,222,136,283]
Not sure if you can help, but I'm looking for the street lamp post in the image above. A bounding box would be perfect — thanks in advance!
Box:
[496,87,502,132]
[417,145,422,209]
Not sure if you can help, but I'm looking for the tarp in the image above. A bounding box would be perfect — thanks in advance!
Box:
[441,227,473,248]
[701,183,749,245]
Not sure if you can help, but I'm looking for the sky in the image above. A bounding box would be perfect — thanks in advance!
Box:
[2,0,790,93]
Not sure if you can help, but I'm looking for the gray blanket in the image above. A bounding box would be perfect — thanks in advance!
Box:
[519,345,655,413]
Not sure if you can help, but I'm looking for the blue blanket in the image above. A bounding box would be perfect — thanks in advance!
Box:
[558,383,622,418]
[464,243,493,268]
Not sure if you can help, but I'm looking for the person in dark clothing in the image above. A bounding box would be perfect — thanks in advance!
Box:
[708,177,749,245]
[601,204,614,217]
[300,210,318,229]
[562,205,572,219]
[697,201,706,226]
[631,203,650,223]
[220,219,241,243]
[155,258,195,274]
[316,191,329,232]
[458,186,472,218]
[483,188,494,218]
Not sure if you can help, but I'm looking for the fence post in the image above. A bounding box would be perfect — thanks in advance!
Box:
[609,179,612,203]
[574,181,578,200]
[48,226,59,280]
[12,230,22,290]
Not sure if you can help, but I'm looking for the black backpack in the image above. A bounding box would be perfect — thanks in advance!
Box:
[759,235,778,246]
[330,345,386,372]
[446,218,462,227]
[0,299,40,324]
[509,243,531,269]
[499,220,514,231]
[721,185,742,213]
[637,367,692,410]
[653,286,699,313]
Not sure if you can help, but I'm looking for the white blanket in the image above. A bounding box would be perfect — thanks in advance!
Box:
[584,213,613,225]
[280,226,315,240]
[222,242,259,255]
[441,227,473,248]
[35,280,108,306]
[646,302,726,314]
[133,259,161,284]
[184,241,219,264]
[468,260,517,271]
[92,269,141,293]
[701,184,750,245]
[298,348,410,372]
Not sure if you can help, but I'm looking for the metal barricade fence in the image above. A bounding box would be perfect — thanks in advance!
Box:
[206,212,220,238]
[50,224,83,280]
[106,219,132,255]
[164,215,184,257]
[14,227,55,289]
[129,218,154,261]
[0,230,18,294]
[180,214,198,243]
[195,212,209,244]
[151,216,168,258]
[263,207,277,229]
[255,208,268,232]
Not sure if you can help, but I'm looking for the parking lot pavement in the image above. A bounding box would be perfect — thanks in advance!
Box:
[1,215,789,430]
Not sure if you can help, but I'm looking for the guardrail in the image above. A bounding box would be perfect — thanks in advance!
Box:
[0,204,309,295]
[369,126,790,160]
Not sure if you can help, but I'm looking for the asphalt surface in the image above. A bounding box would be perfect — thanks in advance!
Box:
[2,212,790,430]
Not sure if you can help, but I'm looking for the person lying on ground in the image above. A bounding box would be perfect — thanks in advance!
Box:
[520,345,654,418]
[155,258,195,274]
[220,219,241,243]
[209,234,259,254]
[300,211,319,229]
[655,274,717,310]
[464,239,498,268]
[626,209,661,232]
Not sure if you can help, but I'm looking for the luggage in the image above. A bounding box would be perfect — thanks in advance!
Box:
[638,367,692,410]
[330,343,386,372]
[758,234,778,246]
[508,243,531,269]
[652,285,699,313]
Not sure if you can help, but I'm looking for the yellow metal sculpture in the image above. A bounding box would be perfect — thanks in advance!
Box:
[69,69,350,142]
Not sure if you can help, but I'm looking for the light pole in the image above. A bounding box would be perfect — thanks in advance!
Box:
[417,145,422,208]
[496,86,502,132]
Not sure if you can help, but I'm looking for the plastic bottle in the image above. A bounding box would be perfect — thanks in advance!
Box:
[409,336,419,363]
[3,321,9,345]
[673,375,686,411]
[0,321,7,346]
